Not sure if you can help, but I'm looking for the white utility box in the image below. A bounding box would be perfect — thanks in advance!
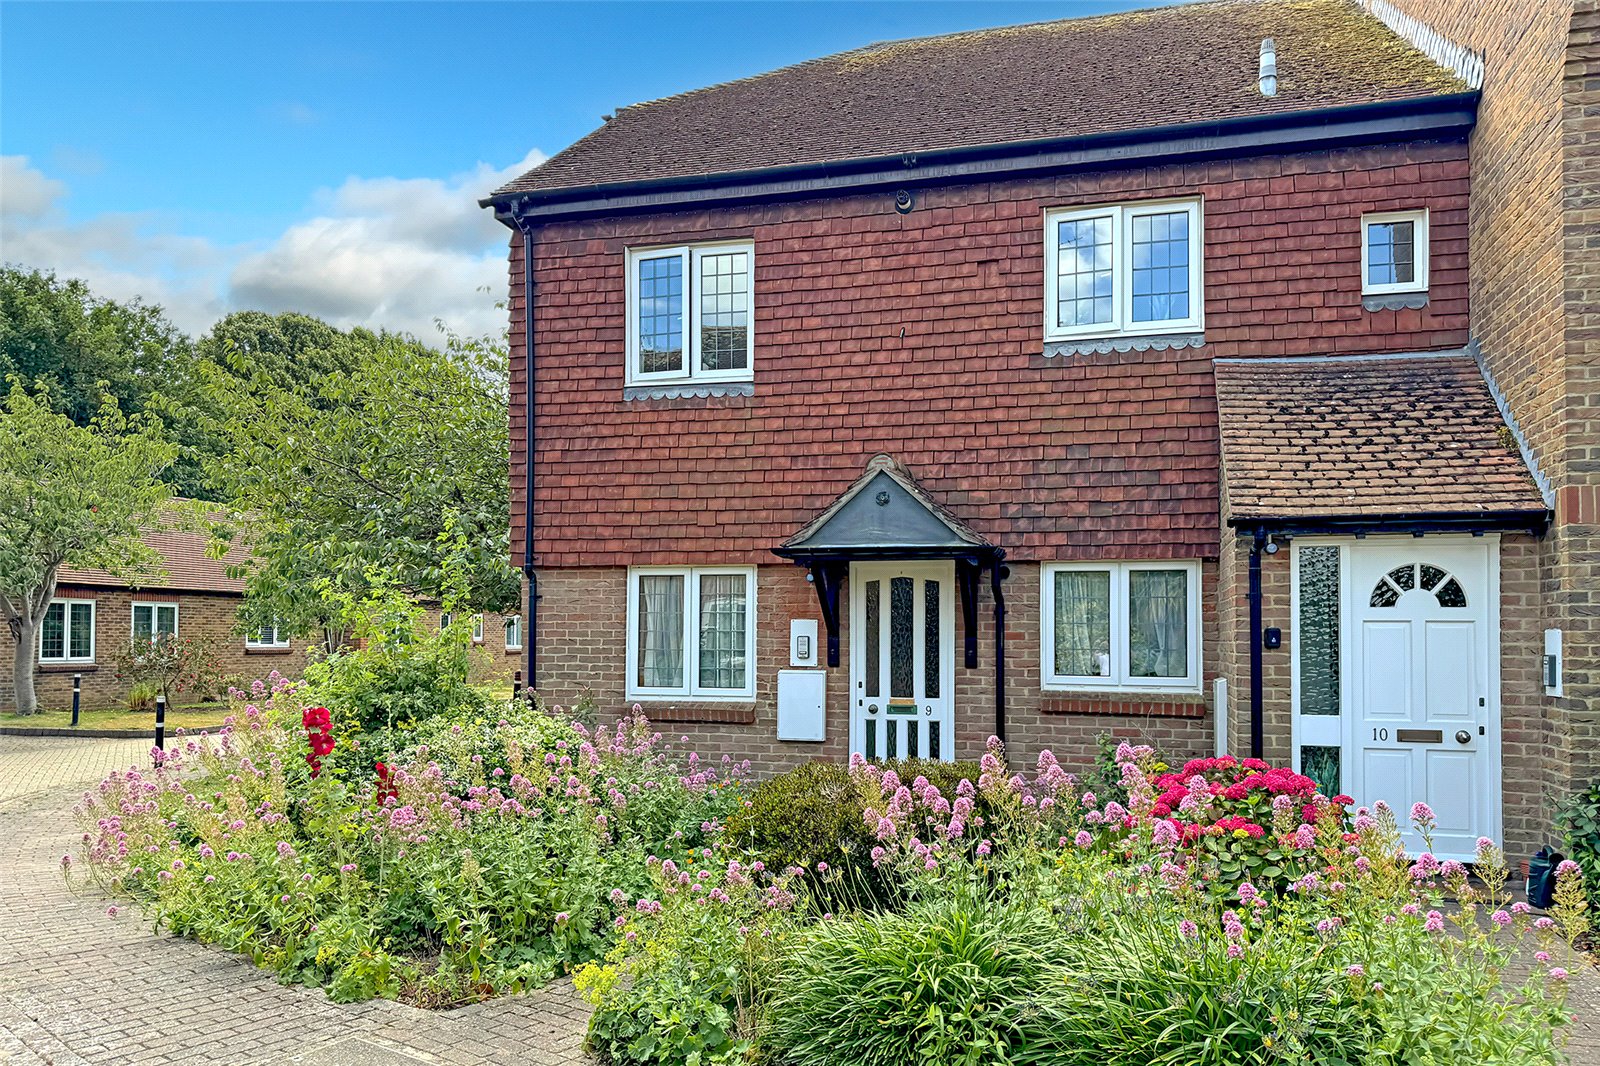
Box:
[790,618,819,667]
[777,669,826,741]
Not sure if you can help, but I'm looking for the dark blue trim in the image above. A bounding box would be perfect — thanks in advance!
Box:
[484,93,1478,225]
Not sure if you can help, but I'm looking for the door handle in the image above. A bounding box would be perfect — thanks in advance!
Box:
[1455,730,1471,745]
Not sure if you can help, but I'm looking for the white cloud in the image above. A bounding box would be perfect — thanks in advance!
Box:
[0,149,547,341]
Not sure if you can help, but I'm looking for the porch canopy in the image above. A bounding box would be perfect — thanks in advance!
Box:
[1214,349,1550,538]
[773,454,1005,670]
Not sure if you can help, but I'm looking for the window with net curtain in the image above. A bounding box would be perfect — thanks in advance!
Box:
[631,568,753,698]
[1045,563,1197,689]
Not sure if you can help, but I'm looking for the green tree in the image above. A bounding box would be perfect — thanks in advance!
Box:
[201,322,518,649]
[0,267,213,498]
[0,384,176,714]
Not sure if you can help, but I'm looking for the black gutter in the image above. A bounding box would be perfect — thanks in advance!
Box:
[511,220,539,687]
[482,93,1478,225]
[1227,509,1550,538]
[991,562,1009,745]
[1248,529,1266,761]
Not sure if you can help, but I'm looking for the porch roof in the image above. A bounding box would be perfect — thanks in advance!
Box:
[1214,350,1549,535]
[773,454,999,563]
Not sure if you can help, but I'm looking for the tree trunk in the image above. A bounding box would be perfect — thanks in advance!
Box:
[12,616,38,716]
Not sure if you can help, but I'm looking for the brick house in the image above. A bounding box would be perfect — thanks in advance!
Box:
[0,524,526,712]
[483,0,1587,862]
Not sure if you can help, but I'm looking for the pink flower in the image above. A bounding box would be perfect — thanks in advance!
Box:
[1346,965,1365,978]
[1074,830,1093,849]
[1424,911,1445,933]
[1410,801,1435,825]
[1550,968,1570,981]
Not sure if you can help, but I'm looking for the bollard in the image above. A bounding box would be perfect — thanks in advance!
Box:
[154,694,166,751]
[71,673,81,727]
[513,669,522,700]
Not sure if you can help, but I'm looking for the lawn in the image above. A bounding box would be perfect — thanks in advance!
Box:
[7,702,230,733]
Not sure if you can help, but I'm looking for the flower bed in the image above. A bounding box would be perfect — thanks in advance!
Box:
[75,687,1591,1063]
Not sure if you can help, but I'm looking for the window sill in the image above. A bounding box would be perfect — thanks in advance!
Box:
[1042,332,1204,358]
[623,381,754,401]
[624,700,757,725]
[244,646,293,655]
[1362,292,1428,312]
[1040,693,1207,719]
[39,662,97,672]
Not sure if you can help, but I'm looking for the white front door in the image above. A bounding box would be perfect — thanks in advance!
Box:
[849,561,956,763]
[1348,537,1497,860]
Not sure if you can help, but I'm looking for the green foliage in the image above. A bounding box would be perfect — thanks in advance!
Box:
[725,759,985,910]
[762,893,1064,1066]
[77,692,745,1008]
[1557,779,1600,901]
[0,383,176,713]
[298,570,491,757]
[197,313,519,644]
[0,267,213,496]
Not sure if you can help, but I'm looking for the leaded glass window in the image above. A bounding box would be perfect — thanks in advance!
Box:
[628,242,754,384]
[1362,210,1428,294]
[132,603,177,642]
[40,600,94,662]
[697,573,748,691]
[924,580,941,699]
[1044,199,1203,341]
[1297,546,1340,717]
[1370,563,1468,610]
[889,577,914,701]
[1128,569,1188,679]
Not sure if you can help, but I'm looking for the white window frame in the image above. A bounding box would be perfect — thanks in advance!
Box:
[1040,561,1202,693]
[40,598,96,663]
[505,614,523,651]
[131,602,179,643]
[625,241,755,386]
[1043,198,1204,342]
[245,621,290,649]
[1361,209,1429,295]
[471,614,484,644]
[625,565,757,702]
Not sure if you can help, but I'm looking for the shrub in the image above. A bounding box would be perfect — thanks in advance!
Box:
[113,633,227,706]
[124,680,159,713]
[1556,778,1600,903]
[724,758,984,909]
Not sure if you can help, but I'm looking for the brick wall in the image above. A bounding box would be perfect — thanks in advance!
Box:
[510,140,1472,570]
[0,586,310,713]
[531,562,1213,780]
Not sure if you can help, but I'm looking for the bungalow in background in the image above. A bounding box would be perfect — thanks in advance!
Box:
[0,524,524,713]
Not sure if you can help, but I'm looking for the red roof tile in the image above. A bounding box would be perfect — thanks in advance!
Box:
[1214,351,1546,521]
[57,522,248,595]
[495,0,1467,197]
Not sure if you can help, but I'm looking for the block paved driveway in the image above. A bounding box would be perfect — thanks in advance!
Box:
[0,734,593,1066]
[2,734,1598,1065]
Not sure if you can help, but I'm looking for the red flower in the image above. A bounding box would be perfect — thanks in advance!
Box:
[302,706,331,730]
[309,732,336,757]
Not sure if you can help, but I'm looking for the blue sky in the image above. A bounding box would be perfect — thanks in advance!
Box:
[2,1,1171,338]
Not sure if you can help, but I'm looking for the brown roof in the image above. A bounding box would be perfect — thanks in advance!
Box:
[1214,352,1546,522]
[57,520,248,595]
[495,0,1467,197]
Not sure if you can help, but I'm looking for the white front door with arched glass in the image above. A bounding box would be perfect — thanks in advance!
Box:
[850,561,956,763]
[1347,537,1499,860]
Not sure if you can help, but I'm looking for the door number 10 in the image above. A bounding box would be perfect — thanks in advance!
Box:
[1371,728,1390,742]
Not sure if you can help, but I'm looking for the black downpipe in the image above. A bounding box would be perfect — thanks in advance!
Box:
[520,225,538,688]
[991,560,1008,744]
[1248,529,1265,760]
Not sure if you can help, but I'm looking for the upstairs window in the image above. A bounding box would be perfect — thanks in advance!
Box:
[626,566,756,701]
[1362,209,1429,295]
[626,242,754,385]
[1044,199,1203,341]
[40,599,95,663]
[132,602,178,642]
